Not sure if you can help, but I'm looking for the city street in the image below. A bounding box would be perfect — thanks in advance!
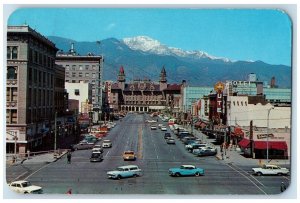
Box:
[6,113,290,195]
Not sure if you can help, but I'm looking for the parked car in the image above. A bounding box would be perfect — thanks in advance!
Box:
[146,120,157,123]
[158,124,163,129]
[161,126,167,131]
[166,138,176,144]
[164,132,171,139]
[169,165,204,177]
[186,143,207,152]
[90,152,103,162]
[195,148,217,157]
[71,141,94,150]
[123,151,136,161]
[107,165,142,179]
[102,139,112,148]
[252,164,290,176]
[150,125,157,130]
[9,180,43,194]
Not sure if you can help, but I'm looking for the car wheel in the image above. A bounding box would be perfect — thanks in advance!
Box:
[175,172,181,177]
[195,172,201,176]
[256,172,263,176]
[133,174,138,178]
[117,175,122,180]
[278,173,283,176]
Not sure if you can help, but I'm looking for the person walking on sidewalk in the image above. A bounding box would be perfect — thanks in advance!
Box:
[67,151,72,164]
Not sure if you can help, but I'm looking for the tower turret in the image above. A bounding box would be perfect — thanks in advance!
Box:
[118,66,126,90]
[159,66,167,91]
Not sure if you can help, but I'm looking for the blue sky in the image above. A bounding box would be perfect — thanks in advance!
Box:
[7,8,292,66]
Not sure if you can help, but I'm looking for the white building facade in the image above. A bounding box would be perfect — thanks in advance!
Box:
[65,81,92,113]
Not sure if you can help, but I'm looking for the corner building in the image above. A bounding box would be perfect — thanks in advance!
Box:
[6,25,62,154]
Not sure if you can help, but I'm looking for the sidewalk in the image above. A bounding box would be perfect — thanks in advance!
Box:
[7,150,68,166]
[190,127,291,167]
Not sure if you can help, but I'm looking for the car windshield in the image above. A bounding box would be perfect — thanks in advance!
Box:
[125,152,133,154]
[103,140,110,143]
[21,182,31,187]
[91,153,100,158]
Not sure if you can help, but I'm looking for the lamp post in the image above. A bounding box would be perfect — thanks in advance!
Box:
[54,111,57,153]
[266,107,274,162]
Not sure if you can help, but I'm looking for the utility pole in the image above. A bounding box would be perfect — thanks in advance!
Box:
[54,111,57,153]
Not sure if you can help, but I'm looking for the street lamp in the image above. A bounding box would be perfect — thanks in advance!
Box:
[266,106,274,162]
[54,111,57,153]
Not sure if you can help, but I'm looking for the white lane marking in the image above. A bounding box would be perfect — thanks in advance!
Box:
[105,151,110,157]
[24,162,55,180]
[232,164,265,187]
[226,164,267,195]
[11,171,28,182]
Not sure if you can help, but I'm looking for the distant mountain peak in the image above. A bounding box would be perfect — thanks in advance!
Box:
[122,35,231,62]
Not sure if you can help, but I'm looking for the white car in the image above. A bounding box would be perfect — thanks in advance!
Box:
[107,165,142,179]
[161,126,167,131]
[92,144,104,153]
[252,164,290,176]
[102,140,112,148]
[150,125,157,130]
[146,120,157,123]
[9,180,43,194]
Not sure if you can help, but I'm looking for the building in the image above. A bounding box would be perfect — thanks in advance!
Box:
[109,66,181,113]
[56,44,103,124]
[6,25,60,154]
[65,81,92,114]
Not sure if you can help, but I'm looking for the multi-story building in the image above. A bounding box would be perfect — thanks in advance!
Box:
[109,66,181,113]
[6,25,61,154]
[56,44,103,124]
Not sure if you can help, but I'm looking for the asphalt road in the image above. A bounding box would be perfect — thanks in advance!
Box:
[6,113,291,195]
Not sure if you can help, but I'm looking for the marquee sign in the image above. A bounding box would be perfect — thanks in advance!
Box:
[214,82,224,113]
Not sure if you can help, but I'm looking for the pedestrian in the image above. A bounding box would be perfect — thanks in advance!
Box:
[67,151,72,164]
[220,145,223,152]
[66,188,72,194]
[280,182,286,192]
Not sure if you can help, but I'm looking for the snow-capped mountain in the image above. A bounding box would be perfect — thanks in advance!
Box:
[123,36,231,62]
[47,36,291,88]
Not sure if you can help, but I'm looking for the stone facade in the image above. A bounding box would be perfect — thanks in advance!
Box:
[6,25,61,154]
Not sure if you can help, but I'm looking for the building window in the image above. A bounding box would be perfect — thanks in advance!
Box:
[7,46,18,59]
[92,73,96,78]
[85,65,89,70]
[245,102,247,106]
[233,101,235,106]
[72,65,76,70]
[79,65,83,70]
[92,65,97,70]
[85,73,89,77]
[34,51,38,63]
[79,72,83,77]
[7,67,17,79]
[72,72,76,77]
[66,65,70,71]
[74,89,80,96]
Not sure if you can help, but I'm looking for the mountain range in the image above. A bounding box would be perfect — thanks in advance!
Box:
[48,36,291,88]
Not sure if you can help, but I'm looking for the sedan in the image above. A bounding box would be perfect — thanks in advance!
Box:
[166,138,176,144]
[161,126,167,131]
[9,180,43,194]
[252,164,289,176]
[150,125,157,130]
[169,165,204,177]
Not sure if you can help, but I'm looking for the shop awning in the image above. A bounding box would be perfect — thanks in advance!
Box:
[254,141,287,150]
[238,138,250,148]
